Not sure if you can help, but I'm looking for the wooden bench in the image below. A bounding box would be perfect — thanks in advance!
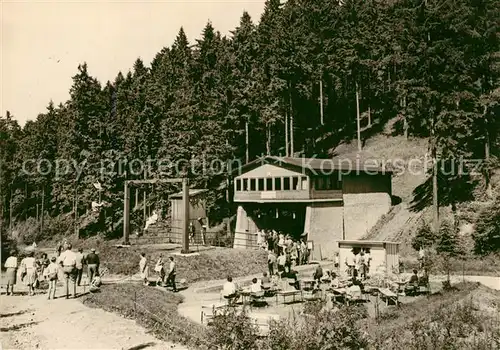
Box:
[276,290,302,305]
[200,302,228,325]
[379,288,399,306]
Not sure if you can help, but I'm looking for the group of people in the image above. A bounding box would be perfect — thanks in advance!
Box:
[261,231,312,278]
[344,248,372,280]
[3,242,101,299]
[139,253,178,292]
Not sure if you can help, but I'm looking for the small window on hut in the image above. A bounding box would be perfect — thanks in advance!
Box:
[236,179,242,191]
[274,177,282,191]
[283,177,291,190]
[266,178,273,191]
[292,176,299,190]
[243,178,248,191]
[250,178,256,191]
[258,178,265,191]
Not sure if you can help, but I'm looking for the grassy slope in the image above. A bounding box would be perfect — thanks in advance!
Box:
[336,131,500,276]
[82,284,206,348]
[72,236,268,281]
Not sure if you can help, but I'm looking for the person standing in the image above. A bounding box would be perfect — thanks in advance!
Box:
[155,254,165,286]
[46,257,59,299]
[39,253,50,281]
[139,253,149,286]
[364,249,371,276]
[59,243,77,299]
[20,251,38,296]
[56,241,63,257]
[4,250,18,296]
[75,248,84,286]
[86,248,100,284]
[166,256,177,292]
[267,251,276,276]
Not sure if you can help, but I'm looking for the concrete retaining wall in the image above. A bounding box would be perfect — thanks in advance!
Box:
[305,202,343,260]
[343,193,391,240]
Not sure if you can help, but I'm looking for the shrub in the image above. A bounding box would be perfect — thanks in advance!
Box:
[204,307,261,350]
[473,198,500,255]
[266,305,369,350]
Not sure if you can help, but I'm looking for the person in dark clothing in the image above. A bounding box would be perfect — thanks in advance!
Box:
[166,256,177,292]
[313,264,323,284]
[86,248,100,283]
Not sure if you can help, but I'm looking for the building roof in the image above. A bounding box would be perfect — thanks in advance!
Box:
[169,189,208,199]
[235,155,393,176]
[338,240,400,246]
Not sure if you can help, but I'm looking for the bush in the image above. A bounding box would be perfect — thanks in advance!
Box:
[204,308,261,350]
[266,305,369,350]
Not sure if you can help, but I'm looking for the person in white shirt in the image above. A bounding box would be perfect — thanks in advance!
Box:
[250,278,262,293]
[46,257,59,300]
[4,250,18,296]
[165,256,177,292]
[222,276,238,301]
[277,253,286,275]
[59,243,77,298]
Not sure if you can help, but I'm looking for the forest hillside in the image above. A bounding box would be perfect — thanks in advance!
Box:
[1,0,499,259]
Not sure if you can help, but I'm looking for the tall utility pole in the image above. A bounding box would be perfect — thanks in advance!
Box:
[356,81,362,152]
[319,80,324,125]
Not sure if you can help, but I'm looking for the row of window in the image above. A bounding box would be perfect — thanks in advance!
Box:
[235,176,307,192]
[235,176,342,192]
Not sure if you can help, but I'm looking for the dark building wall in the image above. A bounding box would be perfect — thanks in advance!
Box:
[342,173,392,195]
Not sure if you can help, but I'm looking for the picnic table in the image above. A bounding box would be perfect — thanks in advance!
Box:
[330,288,347,304]
[379,287,399,306]
[276,289,302,305]
[239,289,253,305]
[301,278,316,290]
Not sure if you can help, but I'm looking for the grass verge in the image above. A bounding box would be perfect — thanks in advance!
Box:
[81,283,206,348]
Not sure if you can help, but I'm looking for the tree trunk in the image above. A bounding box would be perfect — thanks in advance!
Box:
[319,80,324,125]
[356,81,361,152]
[403,96,408,139]
[289,87,294,156]
[266,123,271,156]
[484,107,492,198]
[245,120,249,163]
[432,140,439,233]
[40,186,45,237]
[367,105,371,127]
[285,110,289,157]
[135,188,138,209]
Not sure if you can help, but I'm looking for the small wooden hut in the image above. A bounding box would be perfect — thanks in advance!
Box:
[338,240,400,275]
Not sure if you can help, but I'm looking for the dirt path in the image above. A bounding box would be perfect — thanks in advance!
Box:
[0,291,187,350]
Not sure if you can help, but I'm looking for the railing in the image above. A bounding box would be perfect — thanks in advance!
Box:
[232,231,262,249]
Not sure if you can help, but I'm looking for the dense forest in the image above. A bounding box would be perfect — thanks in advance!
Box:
[1,0,499,248]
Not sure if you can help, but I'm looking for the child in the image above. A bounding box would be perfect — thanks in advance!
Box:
[46,257,59,299]
[90,273,102,292]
